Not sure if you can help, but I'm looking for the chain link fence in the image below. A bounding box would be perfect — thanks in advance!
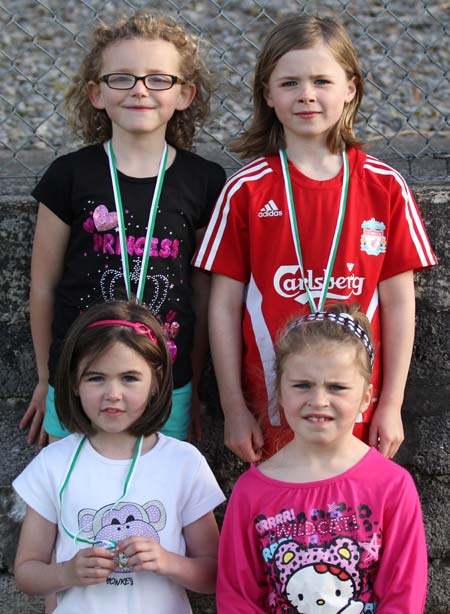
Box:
[1,0,449,182]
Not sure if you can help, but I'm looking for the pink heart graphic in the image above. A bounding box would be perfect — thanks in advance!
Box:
[82,217,95,233]
[93,205,118,232]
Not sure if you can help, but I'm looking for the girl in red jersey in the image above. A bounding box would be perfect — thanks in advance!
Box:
[194,14,436,462]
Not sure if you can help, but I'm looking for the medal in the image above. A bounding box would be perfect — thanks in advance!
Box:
[107,139,168,304]
[59,435,143,550]
[279,149,350,313]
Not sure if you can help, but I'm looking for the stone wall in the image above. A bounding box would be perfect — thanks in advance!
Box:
[0,173,449,613]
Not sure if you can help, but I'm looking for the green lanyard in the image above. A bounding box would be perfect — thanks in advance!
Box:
[279,149,350,313]
[58,435,143,549]
[107,140,168,304]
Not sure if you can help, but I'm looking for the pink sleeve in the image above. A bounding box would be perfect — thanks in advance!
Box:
[216,476,267,613]
[374,471,428,613]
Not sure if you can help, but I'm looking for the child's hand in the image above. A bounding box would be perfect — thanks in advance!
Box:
[62,546,116,587]
[368,402,404,458]
[20,381,48,447]
[224,404,264,463]
[118,536,173,575]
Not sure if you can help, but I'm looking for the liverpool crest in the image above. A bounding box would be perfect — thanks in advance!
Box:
[361,218,386,256]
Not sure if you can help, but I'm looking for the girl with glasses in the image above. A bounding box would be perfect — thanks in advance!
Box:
[21,12,226,450]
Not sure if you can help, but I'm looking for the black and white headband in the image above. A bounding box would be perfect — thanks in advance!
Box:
[284,312,375,369]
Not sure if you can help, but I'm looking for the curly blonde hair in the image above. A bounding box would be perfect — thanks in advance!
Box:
[233,14,364,158]
[64,12,212,149]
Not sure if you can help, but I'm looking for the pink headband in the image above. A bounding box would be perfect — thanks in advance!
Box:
[87,319,158,345]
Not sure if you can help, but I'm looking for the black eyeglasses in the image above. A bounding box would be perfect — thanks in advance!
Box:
[99,73,186,91]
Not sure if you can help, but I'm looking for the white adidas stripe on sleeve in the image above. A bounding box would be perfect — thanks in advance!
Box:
[194,159,273,268]
[363,158,436,267]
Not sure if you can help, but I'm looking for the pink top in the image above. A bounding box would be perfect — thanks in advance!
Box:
[217,448,427,613]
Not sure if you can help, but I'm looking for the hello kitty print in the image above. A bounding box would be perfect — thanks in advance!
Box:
[254,501,381,612]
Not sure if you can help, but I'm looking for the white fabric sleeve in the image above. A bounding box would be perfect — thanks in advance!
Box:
[12,447,58,524]
[180,451,225,527]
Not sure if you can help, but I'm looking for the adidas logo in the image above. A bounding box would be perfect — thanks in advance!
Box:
[258,200,283,218]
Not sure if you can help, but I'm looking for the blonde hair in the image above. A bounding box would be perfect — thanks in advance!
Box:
[233,14,364,158]
[64,12,212,149]
[275,304,373,394]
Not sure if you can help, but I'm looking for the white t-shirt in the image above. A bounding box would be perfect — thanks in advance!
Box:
[13,433,225,614]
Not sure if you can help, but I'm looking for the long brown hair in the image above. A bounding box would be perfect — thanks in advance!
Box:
[64,12,212,149]
[233,14,364,159]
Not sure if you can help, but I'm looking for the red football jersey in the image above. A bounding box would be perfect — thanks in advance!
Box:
[194,147,436,456]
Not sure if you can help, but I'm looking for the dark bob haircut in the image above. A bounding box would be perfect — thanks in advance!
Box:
[55,300,173,437]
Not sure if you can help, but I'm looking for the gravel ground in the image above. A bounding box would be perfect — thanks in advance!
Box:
[1,0,449,177]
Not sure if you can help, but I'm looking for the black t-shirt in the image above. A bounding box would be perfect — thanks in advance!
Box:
[32,144,226,388]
